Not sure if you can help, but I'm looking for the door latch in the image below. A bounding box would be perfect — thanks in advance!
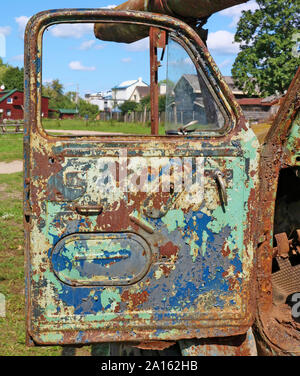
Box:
[214,171,228,206]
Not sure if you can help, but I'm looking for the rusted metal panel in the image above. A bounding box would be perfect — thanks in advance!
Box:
[150,27,166,135]
[255,67,300,356]
[24,9,260,347]
[179,328,257,356]
[94,0,249,43]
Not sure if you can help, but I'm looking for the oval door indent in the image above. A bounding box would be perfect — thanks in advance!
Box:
[51,233,152,286]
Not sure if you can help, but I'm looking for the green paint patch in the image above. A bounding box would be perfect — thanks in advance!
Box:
[162,209,185,232]
[101,288,121,311]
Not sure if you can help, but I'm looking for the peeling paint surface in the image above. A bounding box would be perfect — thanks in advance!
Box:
[24,9,260,346]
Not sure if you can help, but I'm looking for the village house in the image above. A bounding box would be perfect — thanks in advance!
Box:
[129,86,150,103]
[85,90,113,112]
[128,83,166,103]
[0,89,49,120]
[85,79,168,113]
[111,77,148,107]
[172,75,280,124]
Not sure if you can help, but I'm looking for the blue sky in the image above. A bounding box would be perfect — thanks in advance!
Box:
[0,0,258,96]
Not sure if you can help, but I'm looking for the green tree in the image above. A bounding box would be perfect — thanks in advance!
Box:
[232,0,299,96]
[119,100,138,114]
[0,58,9,85]
[159,95,166,112]
[42,79,76,110]
[66,91,78,103]
[78,98,99,119]
[51,79,64,96]
[136,94,166,112]
[1,66,24,91]
[138,95,150,111]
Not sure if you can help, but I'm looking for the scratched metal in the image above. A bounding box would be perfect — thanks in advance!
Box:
[179,328,257,356]
[24,9,260,347]
[255,67,300,356]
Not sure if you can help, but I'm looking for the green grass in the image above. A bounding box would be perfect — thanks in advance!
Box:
[0,120,166,163]
[43,118,166,135]
[0,134,23,162]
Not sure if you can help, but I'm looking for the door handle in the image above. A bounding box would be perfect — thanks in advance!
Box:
[214,171,228,206]
[75,205,103,216]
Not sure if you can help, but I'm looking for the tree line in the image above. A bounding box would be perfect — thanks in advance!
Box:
[0,0,298,116]
[42,79,99,119]
[0,59,99,119]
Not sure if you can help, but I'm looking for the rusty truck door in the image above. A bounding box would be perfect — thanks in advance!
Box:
[24,9,260,346]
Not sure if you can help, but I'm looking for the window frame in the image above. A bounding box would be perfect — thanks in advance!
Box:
[25,9,242,141]
[164,32,230,135]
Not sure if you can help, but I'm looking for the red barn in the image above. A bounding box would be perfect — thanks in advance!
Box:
[0,89,49,120]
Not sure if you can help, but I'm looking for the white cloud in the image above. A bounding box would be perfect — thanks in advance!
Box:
[124,37,149,52]
[79,40,95,50]
[69,61,96,71]
[15,16,30,38]
[50,23,94,39]
[0,26,12,36]
[43,78,53,84]
[10,54,24,62]
[94,44,105,50]
[207,30,239,55]
[101,4,117,9]
[220,0,259,27]
[121,57,132,63]
[219,58,232,68]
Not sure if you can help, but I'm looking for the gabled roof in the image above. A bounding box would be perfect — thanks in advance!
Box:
[223,76,261,95]
[112,79,149,90]
[0,89,18,103]
[59,108,79,114]
[174,74,201,93]
[237,97,281,107]
[132,86,150,98]
[0,89,50,102]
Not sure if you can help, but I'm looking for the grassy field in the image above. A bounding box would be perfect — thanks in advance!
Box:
[0,134,23,163]
[0,119,165,163]
[43,118,166,135]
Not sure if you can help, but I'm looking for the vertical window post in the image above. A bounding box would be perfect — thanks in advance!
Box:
[150,27,166,135]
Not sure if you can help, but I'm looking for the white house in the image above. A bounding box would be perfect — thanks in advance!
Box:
[85,78,149,112]
[85,90,113,112]
[112,77,149,107]
[129,86,150,103]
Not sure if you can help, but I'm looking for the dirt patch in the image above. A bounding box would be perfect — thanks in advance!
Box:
[0,161,23,174]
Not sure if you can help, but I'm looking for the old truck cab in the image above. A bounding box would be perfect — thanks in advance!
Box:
[23,8,299,356]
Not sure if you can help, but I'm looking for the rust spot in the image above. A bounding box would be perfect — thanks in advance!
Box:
[159,241,179,258]
[160,264,173,277]
[121,290,150,309]
[221,243,230,257]
[134,340,176,351]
